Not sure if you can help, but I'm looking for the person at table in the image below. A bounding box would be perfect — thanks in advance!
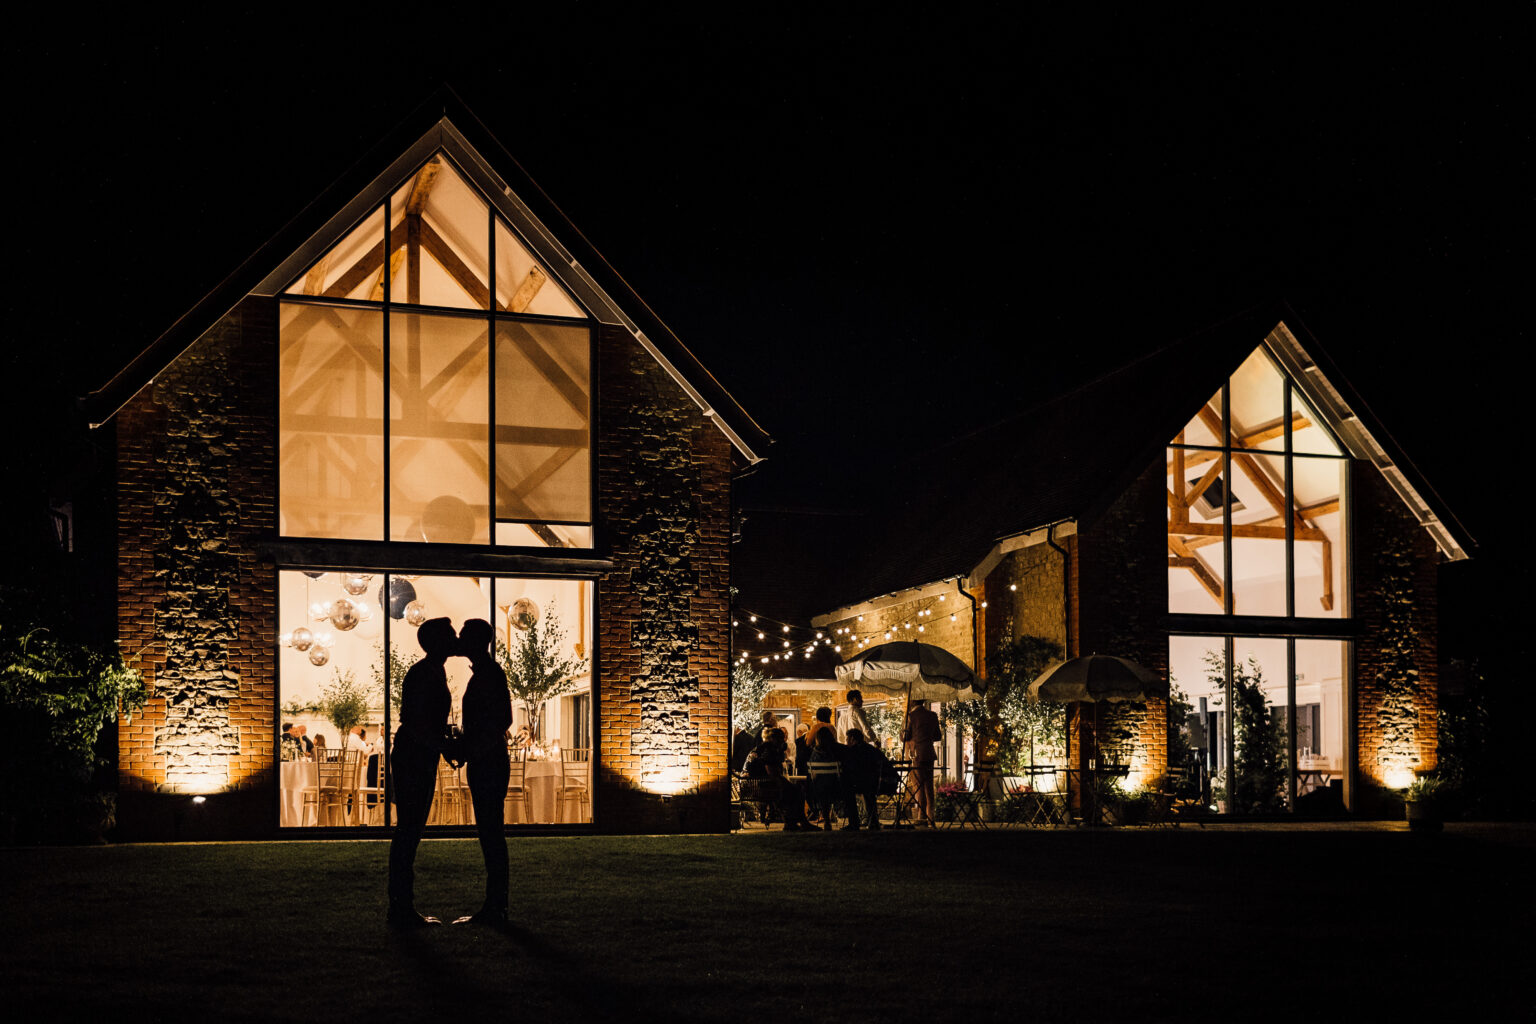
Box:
[730,721,759,774]
[387,616,457,928]
[346,726,368,753]
[840,728,886,830]
[806,725,847,829]
[904,701,941,827]
[453,618,512,928]
[744,727,811,830]
[836,690,879,746]
[312,734,328,754]
[280,723,302,762]
[805,706,835,748]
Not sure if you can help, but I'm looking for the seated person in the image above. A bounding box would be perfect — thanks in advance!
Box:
[839,729,887,830]
[280,723,302,762]
[743,728,811,830]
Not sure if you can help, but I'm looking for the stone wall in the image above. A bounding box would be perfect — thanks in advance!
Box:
[596,325,733,832]
[1352,465,1440,788]
[116,298,277,830]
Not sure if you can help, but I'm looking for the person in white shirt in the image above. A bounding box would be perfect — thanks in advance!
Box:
[836,690,879,745]
[346,726,369,753]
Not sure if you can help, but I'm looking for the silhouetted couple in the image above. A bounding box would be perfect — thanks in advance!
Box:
[387,617,512,929]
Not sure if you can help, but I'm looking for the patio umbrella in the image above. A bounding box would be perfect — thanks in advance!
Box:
[1028,655,1167,704]
[835,641,980,702]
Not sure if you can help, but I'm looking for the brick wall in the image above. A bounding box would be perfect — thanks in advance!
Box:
[116,298,277,836]
[1077,461,1170,785]
[1352,464,1440,787]
[595,325,733,832]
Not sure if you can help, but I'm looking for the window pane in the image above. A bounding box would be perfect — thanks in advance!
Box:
[279,303,385,540]
[1174,387,1223,447]
[492,576,593,824]
[388,312,490,544]
[1228,637,1289,813]
[389,156,491,310]
[286,206,386,301]
[1169,636,1226,806]
[1295,455,1346,618]
[277,570,386,828]
[495,218,585,318]
[1167,446,1226,613]
[1228,348,1286,451]
[495,321,592,529]
[1294,639,1348,812]
[1291,389,1343,456]
[1229,452,1287,616]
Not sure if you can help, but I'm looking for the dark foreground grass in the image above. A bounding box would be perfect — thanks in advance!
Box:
[4,824,1534,1022]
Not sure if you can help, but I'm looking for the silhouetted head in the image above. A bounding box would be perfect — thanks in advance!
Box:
[282,722,293,734]
[816,707,832,723]
[459,618,494,660]
[813,727,837,750]
[846,729,866,746]
[847,690,863,707]
[760,710,776,728]
[416,617,457,658]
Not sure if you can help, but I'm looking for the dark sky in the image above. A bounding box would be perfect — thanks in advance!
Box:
[6,8,1528,643]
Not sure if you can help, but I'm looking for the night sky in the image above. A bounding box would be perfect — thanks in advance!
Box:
[5,8,1527,650]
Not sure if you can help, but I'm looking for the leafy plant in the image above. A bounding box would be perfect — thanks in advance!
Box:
[318,669,371,738]
[731,662,775,733]
[370,641,418,717]
[0,624,149,841]
[1205,650,1285,813]
[497,600,588,739]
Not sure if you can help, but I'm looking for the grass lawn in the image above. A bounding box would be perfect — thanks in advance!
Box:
[4,824,1533,1021]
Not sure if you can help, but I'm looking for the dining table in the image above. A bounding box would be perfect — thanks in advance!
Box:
[280,761,312,827]
[507,758,588,824]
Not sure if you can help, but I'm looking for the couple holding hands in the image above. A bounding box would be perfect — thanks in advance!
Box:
[387,616,512,928]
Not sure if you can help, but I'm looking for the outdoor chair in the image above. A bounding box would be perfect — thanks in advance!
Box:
[806,760,842,825]
[945,760,996,830]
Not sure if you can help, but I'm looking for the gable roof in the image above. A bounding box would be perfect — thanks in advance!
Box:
[80,88,770,463]
[749,301,1471,617]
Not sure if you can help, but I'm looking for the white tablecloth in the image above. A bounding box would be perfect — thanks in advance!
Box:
[512,760,587,824]
[280,761,312,827]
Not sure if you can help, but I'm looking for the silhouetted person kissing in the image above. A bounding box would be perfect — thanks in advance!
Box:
[387,616,457,927]
[453,618,512,927]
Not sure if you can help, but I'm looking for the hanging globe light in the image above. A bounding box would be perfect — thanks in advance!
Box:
[290,627,314,651]
[308,645,330,667]
[302,571,327,580]
[310,602,331,622]
[343,573,372,596]
[405,600,428,626]
[329,596,361,631]
[378,578,418,620]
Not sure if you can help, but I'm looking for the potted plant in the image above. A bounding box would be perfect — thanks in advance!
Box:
[934,780,967,822]
[1404,775,1455,833]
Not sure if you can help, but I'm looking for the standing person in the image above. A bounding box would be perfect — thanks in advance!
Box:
[836,690,879,745]
[904,701,941,827]
[453,618,512,928]
[386,616,457,928]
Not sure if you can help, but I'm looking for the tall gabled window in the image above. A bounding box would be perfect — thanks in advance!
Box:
[278,154,593,548]
[1167,347,1348,617]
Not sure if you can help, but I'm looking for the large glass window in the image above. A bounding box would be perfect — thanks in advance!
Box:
[1167,346,1348,617]
[279,153,592,547]
[1169,634,1349,815]
[276,568,594,828]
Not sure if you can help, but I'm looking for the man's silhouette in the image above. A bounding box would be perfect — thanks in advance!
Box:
[386,616,456,927]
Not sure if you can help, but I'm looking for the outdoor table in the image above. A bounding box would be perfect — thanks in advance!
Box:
[1063,764,1130,826]
[1296,758,1336,794]
[1006,766,1068,826]
[880,761,929,828]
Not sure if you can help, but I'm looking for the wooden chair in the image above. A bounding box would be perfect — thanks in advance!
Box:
[558,747,590,823]
[354,752,385,825]
[313,748,355,826]
[431,757,469,825]
[504,745,531,824]
[296,759,321,826]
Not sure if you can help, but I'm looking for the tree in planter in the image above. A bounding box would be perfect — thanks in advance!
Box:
[318,669,372,743]
[731,662,775,733]
[1204,649,1285,813]
[965,635,1065,772]
[0,624,150,842]
[369,641,418,718]
[1165,680,1199,796]
[497,600,588,741]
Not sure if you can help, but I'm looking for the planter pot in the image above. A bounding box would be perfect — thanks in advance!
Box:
[978,801,996,822]
[1405,800,1443,833]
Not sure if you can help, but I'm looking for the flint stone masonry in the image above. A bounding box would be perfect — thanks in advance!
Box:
[118,298,277,801]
